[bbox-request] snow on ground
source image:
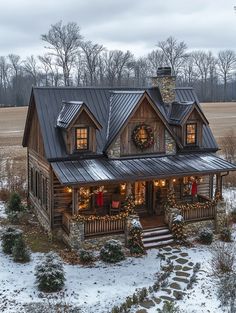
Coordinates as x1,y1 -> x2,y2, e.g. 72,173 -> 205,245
0,201 -> 7,219
0,243 -> 160,313
223,187 -> 236,213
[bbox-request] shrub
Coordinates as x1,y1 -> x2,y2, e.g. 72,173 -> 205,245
35,251 -> 65,292
1,227 -> 23,254
7,192 -> 24,213
220,227 -> 232,242
210,242 -> 235,278
6,192 -> 25,223
198,228 -> 213,244
231,208 -> 236,223
157,301 -> 181,313
100,239 -> 125,263
79,249 -> 94,264
12,237 -> 30,263
218,273 -> 236,311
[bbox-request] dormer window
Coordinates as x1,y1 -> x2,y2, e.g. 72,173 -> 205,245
186,123 -> 197,145
76,127 -> 89,150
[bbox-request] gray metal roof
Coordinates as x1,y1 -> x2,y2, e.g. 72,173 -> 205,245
23,86 -> 218,160
51,153 -> 236,185
175,87 -> 199,103
57,101 -> 83,129
105,91 -> 144,150
169,101 -> 194,124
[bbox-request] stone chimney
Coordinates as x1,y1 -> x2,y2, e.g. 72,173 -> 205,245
151,67 -> 176,103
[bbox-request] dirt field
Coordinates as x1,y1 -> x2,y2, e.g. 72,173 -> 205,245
201,102 -> 236,138
0,102 -> 236,152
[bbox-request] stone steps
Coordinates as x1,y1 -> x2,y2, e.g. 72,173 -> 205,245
142,226 -> 174,249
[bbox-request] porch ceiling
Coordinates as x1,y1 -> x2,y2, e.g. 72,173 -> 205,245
51,153 -> 236,186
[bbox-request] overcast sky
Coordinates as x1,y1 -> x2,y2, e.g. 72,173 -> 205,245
0,0 -> 236,58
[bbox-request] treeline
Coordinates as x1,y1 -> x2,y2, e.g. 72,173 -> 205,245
1,21 -> 236,107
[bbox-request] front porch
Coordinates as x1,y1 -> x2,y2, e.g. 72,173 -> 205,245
61,174 -> 221,240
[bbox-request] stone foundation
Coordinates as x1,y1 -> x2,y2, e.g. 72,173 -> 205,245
184,220 -> 215,236
62,221 -> 85,250
214,200 -> 227,233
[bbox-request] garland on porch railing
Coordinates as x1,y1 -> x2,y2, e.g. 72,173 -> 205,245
72,194 -> 136,223
165,189 -> 221,212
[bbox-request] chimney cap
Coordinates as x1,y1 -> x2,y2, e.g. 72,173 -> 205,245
157,67 -> 172,76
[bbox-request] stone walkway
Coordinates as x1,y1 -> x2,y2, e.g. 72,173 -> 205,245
135,246 -> 198,312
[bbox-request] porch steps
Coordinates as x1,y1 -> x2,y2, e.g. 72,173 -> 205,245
142,226 -> 174,249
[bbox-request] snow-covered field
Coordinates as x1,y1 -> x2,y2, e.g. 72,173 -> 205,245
0,190 -> 236,313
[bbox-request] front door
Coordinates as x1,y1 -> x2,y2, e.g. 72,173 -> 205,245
153,182 -> 167,216
134,181 -> 153,215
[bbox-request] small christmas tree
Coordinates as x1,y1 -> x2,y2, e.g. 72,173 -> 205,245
35,252 -> 65,292
7,192 -> 24,212
12,237 -> 31,263
128,220 -> 145,255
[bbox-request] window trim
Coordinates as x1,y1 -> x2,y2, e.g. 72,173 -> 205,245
75,126 -> 89,151
186,122 -> 197,145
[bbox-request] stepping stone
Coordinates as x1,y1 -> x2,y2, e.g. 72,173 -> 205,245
172,250 -> 181,253
162,288 -> 172,295
176,271 -> 191,277
136,310 -> 148,313
176,258 -> 188,265
180,252 -> 188,257
188,262 -> 194,266
169,255 -> 178,260
174,265 -> 182,271
173,290 -> 186,300
182,266 -> 192,271
162,247 -> 172,251
160,295 -> 175,302
153,297 -> 162,304
169,282 -> 181,290
173,277 -> 189,284
139,300 -> 155,309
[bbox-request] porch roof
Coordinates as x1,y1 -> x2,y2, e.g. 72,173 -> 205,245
51,153 -> 236,186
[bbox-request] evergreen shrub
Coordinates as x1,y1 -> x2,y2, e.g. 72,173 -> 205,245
35,252 -> 65,292
100,239 -> 125,263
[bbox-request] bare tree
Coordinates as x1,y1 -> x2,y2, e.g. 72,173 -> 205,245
217,50 -> 236,101
147,50 -> 166,76
80,41 -> 104,85
23,55 -> 40,86
41,21 -> 82,86
157,36 -> 187,75
219,129 -> 236,163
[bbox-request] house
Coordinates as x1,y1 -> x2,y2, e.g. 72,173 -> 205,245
22,67 -> 236,249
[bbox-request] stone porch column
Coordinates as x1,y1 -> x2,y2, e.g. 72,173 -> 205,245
215,200 -> 227,233
68,220 -> 85,250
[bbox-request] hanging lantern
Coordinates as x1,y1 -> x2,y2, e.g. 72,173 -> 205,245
66,186 -> 72,193
153,180 -> 159,187
161,180 -> 166,187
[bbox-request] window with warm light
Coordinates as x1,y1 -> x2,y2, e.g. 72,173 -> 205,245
76,127 -> 89,150
186,123 -> 197,145
134,181 -> 146,205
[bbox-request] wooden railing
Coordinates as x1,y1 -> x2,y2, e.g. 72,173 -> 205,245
62,212 -> 72,234
181,202 -> 215,222
84,218 -> 126,237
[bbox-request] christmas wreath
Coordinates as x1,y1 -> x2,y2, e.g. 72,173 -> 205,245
132,123 -> 154,150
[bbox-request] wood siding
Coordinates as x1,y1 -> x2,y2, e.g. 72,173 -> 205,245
120,98 -> 166,156
28,149 -> 52,231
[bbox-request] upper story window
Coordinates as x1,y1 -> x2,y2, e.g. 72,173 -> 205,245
76,127 -> 89,150
186,123 -> 197,145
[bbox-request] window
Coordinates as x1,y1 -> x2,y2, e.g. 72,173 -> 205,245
186,123 -> 197,145
76,127 -> 89,150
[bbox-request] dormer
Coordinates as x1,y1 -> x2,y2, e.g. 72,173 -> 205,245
57,101 -> 102,155
169,101 -> 208,149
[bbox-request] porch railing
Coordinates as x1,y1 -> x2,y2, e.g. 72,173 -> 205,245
181,202 -> 215,222
84,218 -> 126,237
